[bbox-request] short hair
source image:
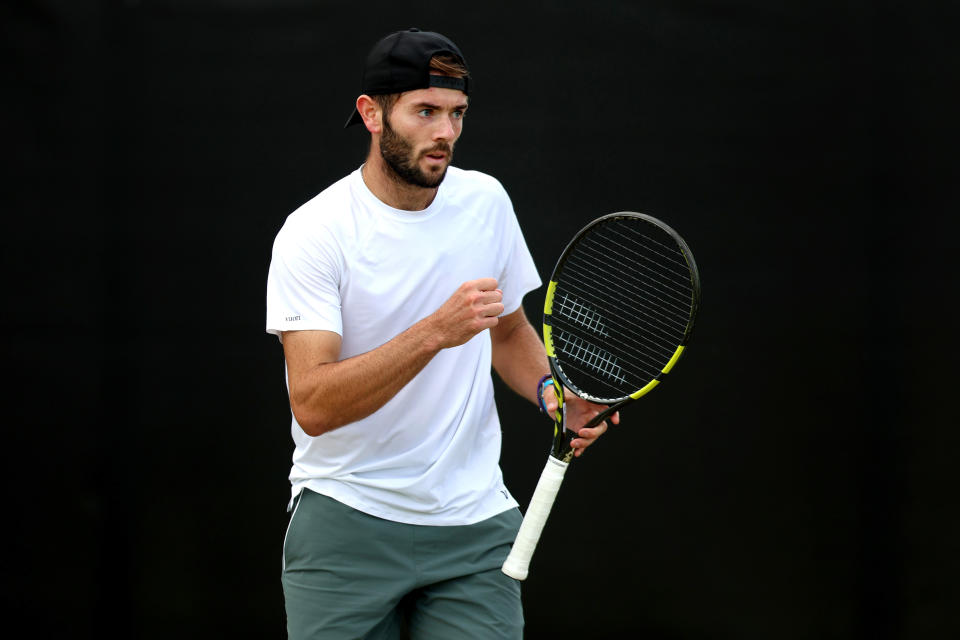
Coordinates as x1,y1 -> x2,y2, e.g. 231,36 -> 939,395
428,54 -> 469,80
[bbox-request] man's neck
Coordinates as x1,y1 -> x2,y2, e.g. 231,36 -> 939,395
361,155 -> 439,212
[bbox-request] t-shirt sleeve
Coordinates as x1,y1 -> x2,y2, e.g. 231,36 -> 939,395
265,218 -> 344,341
495,189 -> 542,315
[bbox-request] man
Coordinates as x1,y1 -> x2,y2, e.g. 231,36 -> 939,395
266,28 -> 617,639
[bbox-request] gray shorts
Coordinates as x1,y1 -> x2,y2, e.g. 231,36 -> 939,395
282,489 -> 524,639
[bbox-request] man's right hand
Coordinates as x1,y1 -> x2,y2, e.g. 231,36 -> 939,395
428,278 -> 504,349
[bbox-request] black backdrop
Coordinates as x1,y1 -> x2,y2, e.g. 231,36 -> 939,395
4,1 -> 958,638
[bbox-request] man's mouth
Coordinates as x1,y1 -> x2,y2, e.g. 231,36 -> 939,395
423,146 -> 451,164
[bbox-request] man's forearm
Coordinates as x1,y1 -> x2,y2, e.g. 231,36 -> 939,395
491,308 -> 550,407
289,319 -> 443,436
288,278 -> 505,436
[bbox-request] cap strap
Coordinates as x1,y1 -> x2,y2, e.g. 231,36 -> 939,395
428,75 -> 467,92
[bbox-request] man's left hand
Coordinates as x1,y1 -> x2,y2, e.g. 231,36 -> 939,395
541,385 -> 620,458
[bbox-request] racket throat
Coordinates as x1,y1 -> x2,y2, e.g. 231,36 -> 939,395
551,416 -> 577,463
552,428 -> 576,463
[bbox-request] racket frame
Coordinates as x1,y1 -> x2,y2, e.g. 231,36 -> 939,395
544,211 -> 700,461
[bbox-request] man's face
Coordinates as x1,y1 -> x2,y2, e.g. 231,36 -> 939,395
378,85 -> 468,189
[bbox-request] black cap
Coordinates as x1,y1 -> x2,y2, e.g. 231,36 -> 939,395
344,28 -> 470,128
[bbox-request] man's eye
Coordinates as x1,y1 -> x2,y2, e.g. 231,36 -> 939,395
419,109 -> 433,117
452,111 -> 464,119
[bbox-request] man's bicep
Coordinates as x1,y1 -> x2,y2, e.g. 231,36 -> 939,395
282,330 -> 343,381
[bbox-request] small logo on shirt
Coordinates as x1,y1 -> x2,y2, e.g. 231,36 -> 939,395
285,315 -> 301,322
500,490 -> 509,500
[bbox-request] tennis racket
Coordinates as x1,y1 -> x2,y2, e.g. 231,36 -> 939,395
501,211 -> 701,581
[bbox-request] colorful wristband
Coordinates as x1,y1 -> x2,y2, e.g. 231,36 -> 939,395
536,374 -> 554,414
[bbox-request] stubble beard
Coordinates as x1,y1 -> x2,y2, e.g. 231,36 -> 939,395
379,115 -> 453,189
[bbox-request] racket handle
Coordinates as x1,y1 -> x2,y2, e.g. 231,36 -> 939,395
502,456 -> 569,580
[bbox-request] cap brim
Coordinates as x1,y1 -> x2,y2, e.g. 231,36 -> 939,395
344,108 -> 363,128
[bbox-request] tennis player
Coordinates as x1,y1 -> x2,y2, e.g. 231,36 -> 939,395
266,28 -> 617,639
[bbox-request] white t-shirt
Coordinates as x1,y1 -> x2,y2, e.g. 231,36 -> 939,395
266,166 -> 541,525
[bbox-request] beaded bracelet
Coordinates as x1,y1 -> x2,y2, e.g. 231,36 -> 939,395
536,374 -> 554,414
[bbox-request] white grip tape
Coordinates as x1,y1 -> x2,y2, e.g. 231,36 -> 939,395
501,456 -> 569,580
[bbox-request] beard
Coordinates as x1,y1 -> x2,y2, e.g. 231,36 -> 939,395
379,115 -> 453,189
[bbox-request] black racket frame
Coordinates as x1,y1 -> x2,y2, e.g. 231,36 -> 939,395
543,211 -> 701,461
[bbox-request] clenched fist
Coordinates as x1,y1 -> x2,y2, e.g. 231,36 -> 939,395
428,278 -> 504,349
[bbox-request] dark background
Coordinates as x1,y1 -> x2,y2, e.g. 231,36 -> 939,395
4,0 -> 957,638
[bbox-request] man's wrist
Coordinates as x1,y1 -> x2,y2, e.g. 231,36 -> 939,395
536,374 -> 554,413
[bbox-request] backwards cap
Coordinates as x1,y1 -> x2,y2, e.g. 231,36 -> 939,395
345,28 -> 470,128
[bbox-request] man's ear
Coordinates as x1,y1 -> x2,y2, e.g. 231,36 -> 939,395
356,95 -> 382,134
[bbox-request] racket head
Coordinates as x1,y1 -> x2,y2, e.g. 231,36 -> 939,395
543,212 -> 700,405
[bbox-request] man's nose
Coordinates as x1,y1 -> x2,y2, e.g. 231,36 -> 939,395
433,116 -> 456,141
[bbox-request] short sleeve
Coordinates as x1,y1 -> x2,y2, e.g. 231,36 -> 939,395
266,218 -> 344,341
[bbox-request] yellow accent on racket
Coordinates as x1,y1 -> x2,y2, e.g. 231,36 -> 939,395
662,345 -> 685,374
629,379 -> 660,400
543,325 -> 555,357
544,280 -> 558,314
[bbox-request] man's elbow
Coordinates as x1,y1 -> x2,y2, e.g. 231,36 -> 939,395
290,403 -> 338,437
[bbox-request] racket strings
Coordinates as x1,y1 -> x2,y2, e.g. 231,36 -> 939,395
552,284 -> 680,367
550,301 -> 672,395
552,329 -> 629,385
572,247 -> 692,321
549,218 -> 696,400
548,290 -> 667,384
554,352 -> 639,401
550,294 -> 611,337
552,328 -> 659,392
562,253 -> 691,336
575,236 -> 694,318
604,223 -> 692,279
560,238 -> 694,349
572,220 -> 695,315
